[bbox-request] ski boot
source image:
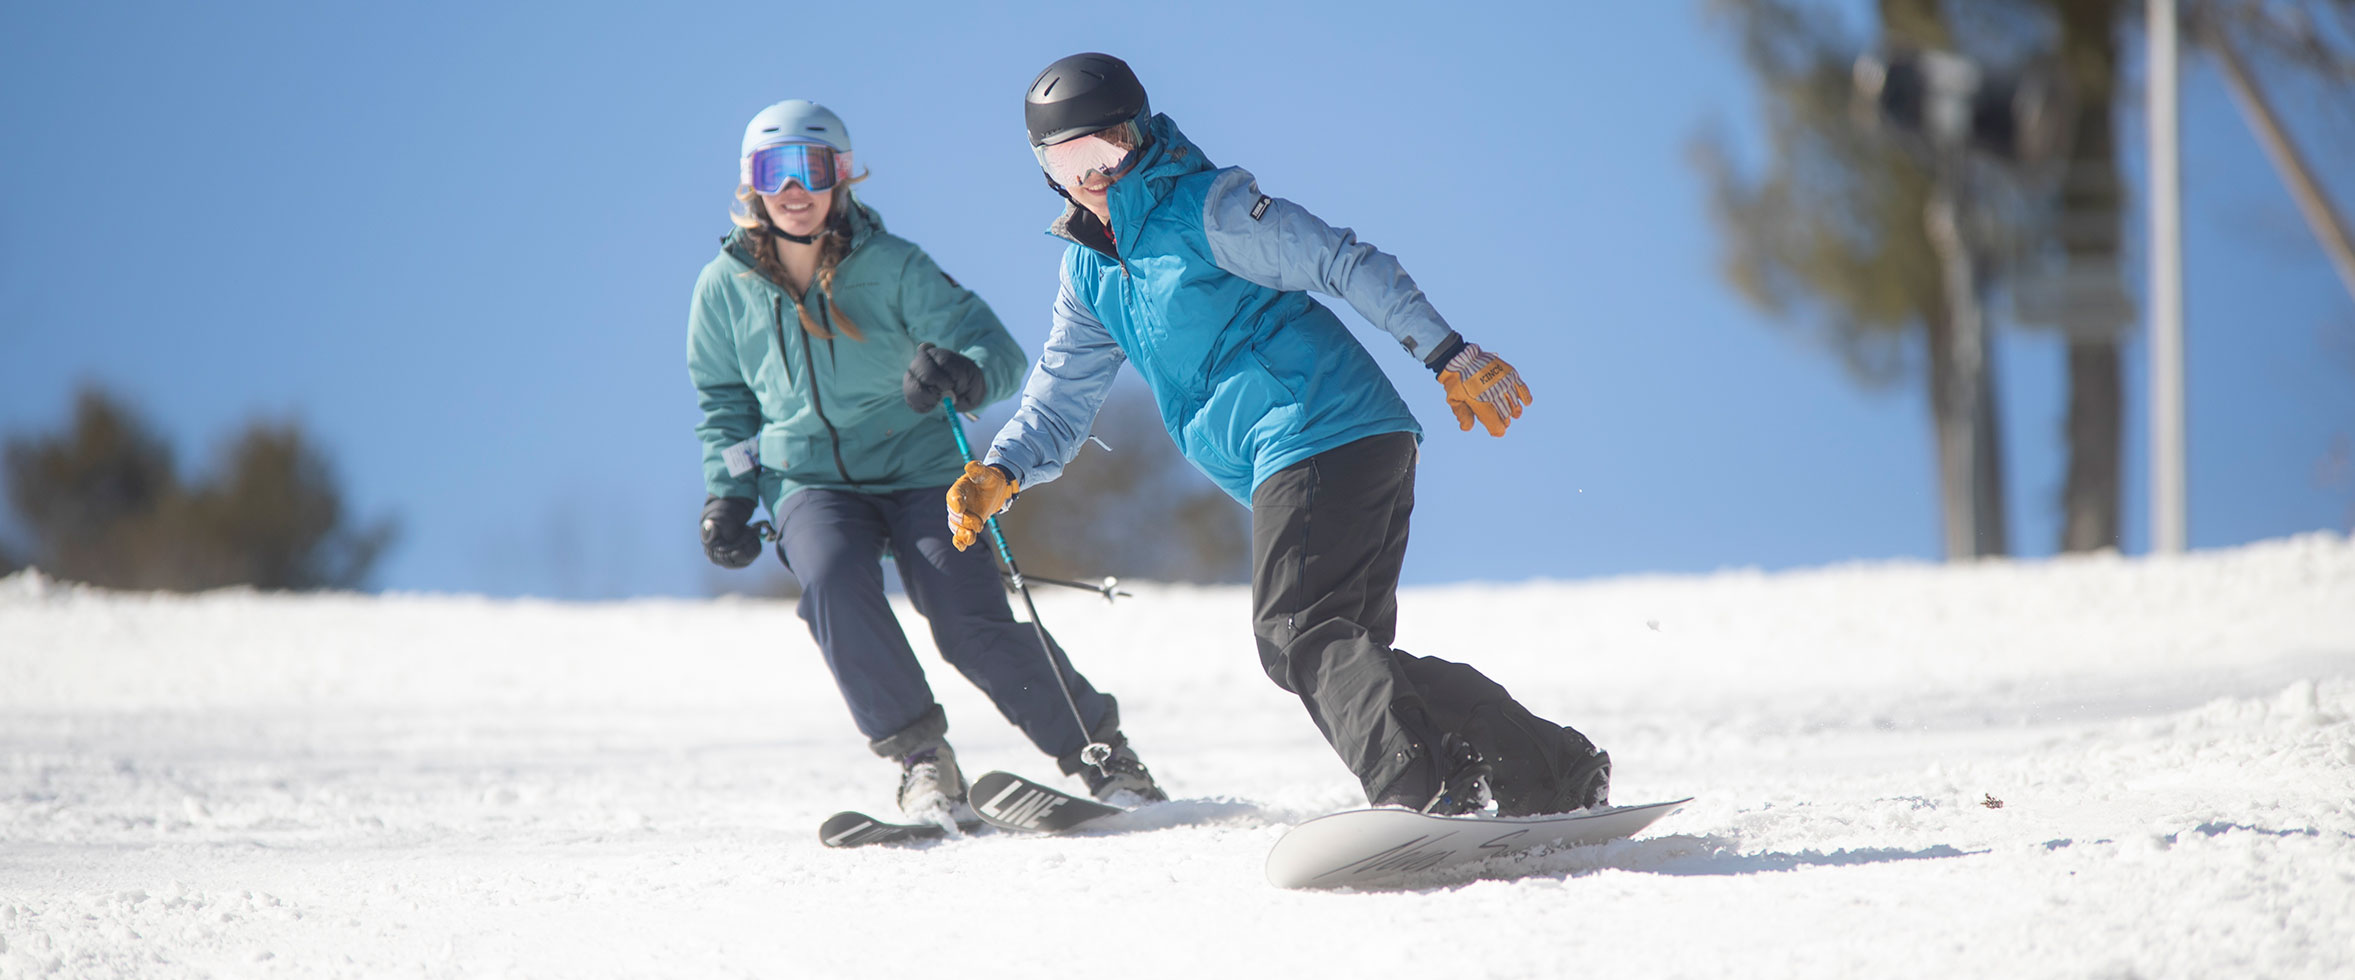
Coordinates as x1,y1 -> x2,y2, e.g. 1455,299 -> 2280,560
1059,731 -> 1167,806
893,737 -> 971,827
1057,698 -> 1168,806
1077,736 -> 1167,805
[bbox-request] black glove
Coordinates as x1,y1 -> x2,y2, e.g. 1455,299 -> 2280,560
699,495 -> 763,569
902,342 -> 986,413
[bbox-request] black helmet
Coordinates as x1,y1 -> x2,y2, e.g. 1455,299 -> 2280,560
1025,53 -> 1149,146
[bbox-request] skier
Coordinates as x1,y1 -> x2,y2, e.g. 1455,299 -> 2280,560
687,99 -> 1167,823
948,55 -> 1610,816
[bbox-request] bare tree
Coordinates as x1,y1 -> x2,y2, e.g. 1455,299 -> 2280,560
2031,0 -> 2134,552
1699,0 -> 2013,558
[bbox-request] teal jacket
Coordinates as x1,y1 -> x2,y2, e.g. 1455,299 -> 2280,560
687,201 -> 1025,511
984,114 -> 1459,505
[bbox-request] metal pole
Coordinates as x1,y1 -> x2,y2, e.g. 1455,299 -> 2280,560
2203,17 -> 2355,307
2149,0 -> 2187,554
1003,571 -> 1131,602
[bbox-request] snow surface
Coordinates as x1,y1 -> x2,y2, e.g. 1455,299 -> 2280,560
3,534 -> 2352,979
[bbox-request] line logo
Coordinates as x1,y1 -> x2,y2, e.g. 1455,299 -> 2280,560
978,781 -> 1067,829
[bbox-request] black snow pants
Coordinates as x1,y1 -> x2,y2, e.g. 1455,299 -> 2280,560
774,485 -> 1114,767
1249,431 -> 1600,808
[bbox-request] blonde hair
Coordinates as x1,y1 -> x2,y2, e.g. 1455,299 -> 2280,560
731,174 -> 872,341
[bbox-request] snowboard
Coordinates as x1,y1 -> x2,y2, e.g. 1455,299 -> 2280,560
1265,797 -> 1692,889
817,810 -> 984,848
968,770 -> 1124,834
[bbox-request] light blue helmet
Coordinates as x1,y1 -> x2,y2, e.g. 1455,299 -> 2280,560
742,99 -> 851,157
740,99 -> 856,194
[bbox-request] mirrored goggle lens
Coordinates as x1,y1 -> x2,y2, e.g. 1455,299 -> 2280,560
749,143 -> 839,194
1033,132 -> 1132,189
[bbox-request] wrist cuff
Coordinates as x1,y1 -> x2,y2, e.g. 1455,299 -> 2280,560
1424,334 -> 1468,375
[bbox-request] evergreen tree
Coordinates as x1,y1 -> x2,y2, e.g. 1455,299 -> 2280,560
2,386 -> 396,591
3,387 -> 185,588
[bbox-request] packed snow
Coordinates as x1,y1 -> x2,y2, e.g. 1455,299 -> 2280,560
3,534 -> 2352,979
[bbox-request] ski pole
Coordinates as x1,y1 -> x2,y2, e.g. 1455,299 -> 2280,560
1001,571 -> 1130,603
943,403 -> 1113,773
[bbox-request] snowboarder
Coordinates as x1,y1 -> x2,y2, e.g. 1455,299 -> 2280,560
688,99 -> 1166,823
949,55 -> 1610,816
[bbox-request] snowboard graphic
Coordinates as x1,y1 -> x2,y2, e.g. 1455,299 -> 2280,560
1265,797 -> 1691,889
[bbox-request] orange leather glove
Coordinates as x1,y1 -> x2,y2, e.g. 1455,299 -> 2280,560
945,461 -> 1018,551
1437,342 -> 1532,437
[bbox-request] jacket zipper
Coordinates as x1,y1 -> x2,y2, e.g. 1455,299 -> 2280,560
1109,214 -> 1131,278
800,292 -> 862,487
767,293 -> 862,488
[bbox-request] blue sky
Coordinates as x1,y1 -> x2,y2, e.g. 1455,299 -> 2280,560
3,0 -> 2350,598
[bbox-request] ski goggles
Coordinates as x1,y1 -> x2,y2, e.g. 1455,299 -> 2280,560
1033,122 -> 1141,190
742,142 -> 851,195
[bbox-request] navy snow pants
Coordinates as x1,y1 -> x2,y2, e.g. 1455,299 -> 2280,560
774,485 -> 1114,763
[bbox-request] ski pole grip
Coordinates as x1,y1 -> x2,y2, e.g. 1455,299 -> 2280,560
942,401 -> 1019,569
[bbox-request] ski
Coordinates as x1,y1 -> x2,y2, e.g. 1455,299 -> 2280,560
817,810 -> 984,848
1265,797 -> 1692,889
967,770 -> 1124,834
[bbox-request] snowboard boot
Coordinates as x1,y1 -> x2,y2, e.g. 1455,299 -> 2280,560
1558,749 -> 1612,811
1372,733 -> 1492,816
1446,695 -> 1612,817
1490,736 -> 1611,817
894,738 -> 969,825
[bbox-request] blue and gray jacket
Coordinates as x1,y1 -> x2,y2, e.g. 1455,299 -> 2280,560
985,113 -> 1465,506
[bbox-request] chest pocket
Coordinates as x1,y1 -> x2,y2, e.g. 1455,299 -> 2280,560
746,294 -> 804,402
